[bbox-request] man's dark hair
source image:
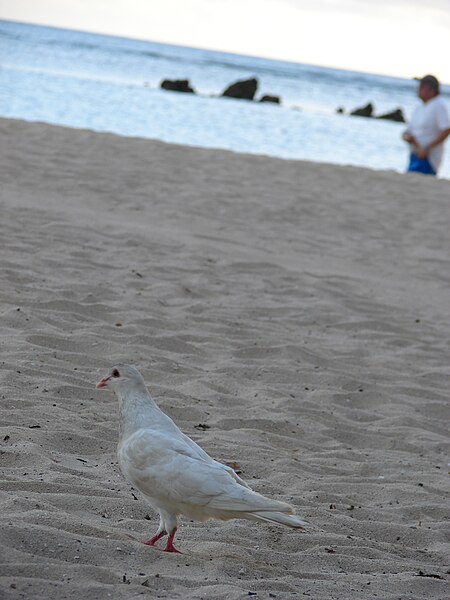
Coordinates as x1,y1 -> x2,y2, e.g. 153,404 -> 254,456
420,74 -> 440,94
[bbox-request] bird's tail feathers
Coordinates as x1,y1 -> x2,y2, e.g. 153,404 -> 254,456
248,510 -> 308,529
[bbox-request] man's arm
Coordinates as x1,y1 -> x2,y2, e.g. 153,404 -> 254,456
402,131 -> 416,144
414,128 -> 450,160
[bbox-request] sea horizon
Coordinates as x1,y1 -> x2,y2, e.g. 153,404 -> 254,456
5,18 -> 450,87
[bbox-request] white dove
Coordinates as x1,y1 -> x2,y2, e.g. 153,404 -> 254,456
96,364 -> 307,552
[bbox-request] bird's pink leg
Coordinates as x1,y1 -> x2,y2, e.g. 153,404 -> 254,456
163,528 -> 181,553
143,530 -> 167,546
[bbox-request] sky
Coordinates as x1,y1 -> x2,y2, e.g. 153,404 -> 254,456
1,0 -> 450,83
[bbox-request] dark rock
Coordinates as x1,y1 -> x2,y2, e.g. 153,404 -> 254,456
194,423 -> 210,431
376,108 -> 405,122
336,106 -> 345,114
259,95 -> 281,104
160,79 -> 195,93
222,78 -> 258,100
350,102 -> 374,117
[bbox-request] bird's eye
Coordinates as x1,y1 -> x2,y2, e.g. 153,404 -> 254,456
112,368 -> 120,378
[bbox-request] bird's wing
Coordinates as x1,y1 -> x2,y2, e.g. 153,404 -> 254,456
119,429 -> 289,514
178,430 -> 215,462
178,432 -> 251,489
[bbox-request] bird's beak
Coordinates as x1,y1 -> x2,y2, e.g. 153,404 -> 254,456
96,376 -> 110,389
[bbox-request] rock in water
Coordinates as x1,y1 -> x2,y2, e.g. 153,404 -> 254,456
350,102 -> 374,117
376,108 -> 405,122
259,95 -> 281,104
160,79 -> 195,93
222,78 -> 258,100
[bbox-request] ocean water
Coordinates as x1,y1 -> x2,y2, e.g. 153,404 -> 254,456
2,20 -> 450,178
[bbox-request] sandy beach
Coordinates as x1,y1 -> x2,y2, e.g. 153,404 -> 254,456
0,117 -> 449,599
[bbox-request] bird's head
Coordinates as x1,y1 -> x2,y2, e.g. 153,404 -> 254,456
96,364 -> 146,396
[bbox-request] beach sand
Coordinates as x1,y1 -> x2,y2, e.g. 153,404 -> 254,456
0,117 -> 448,599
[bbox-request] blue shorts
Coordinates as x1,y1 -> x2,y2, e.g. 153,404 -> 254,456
407,153 -> 436,175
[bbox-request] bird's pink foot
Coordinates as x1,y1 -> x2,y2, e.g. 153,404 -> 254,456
163,529 -> 181,553
143,530 -> 167,546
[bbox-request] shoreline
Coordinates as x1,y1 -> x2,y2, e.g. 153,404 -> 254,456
1,115 -> 411,177
7,114 -> 450,181
1,117 -> 449,599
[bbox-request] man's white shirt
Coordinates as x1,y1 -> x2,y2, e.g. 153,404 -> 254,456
408,96 -> 450,172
